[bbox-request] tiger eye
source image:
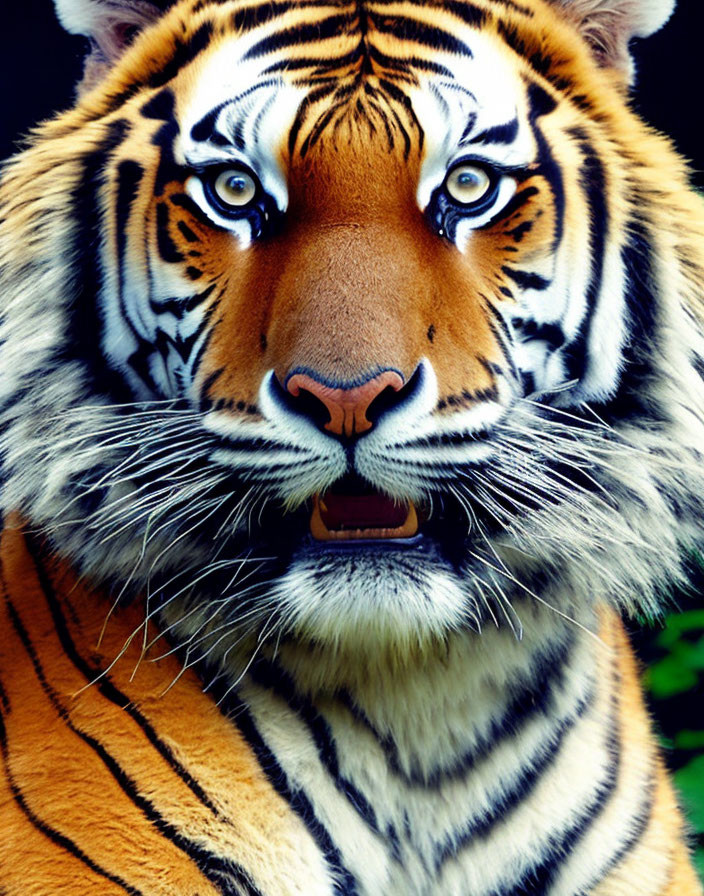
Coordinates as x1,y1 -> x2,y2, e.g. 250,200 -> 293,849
446,164 -> 492,206
213,169 -> 257,208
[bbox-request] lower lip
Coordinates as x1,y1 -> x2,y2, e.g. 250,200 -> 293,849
305,532 -> 426,551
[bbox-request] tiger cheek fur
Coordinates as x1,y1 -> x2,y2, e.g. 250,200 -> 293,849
1,0 -> 703,894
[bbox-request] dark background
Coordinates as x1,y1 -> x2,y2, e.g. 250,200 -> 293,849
1,0 -> 703,878
1,0 -> 703,186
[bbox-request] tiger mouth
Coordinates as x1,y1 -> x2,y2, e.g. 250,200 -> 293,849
310,487 -> 420,541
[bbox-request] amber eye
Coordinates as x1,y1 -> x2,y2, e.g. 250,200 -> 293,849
445,163 -> 495,207
209,168 -> 258,210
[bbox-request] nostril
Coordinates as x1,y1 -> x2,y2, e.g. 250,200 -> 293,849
365,367 -> 423,427
288,383 -> 334,431
271,375 -> 333,430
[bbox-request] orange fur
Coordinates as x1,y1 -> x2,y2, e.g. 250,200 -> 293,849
0,522 -> 329,894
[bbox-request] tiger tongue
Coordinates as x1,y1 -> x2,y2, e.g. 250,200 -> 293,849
321,492 -> 409,530
310,491 -> 419,540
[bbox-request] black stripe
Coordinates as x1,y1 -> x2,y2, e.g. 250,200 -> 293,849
288,82 -> 337,156
377,78 -> 424,155
177,220 -> 200,243
469,118 -> 519,146
484,302 -> 518,379
151,110 -> 180,198
498,185 -> 539,222
0,691 -> 142,894
199,366 -> 226,408
148,23 -> 214,91
200,667 -> 359,895
150,282 -> 218,317
190,79 -> 281,146
63,119 -> 136,403
362,81 -> 412,156
114,159 -> 162,394
367,45 -> 455,77
22,537 -> 225,819
156,202 -> 185,263
19,538 -> 265,896
580,773 -> 656,889
232,0 -> 297,32
501,265 -> 551,291
249,659 -> 386,839
170,190 -> 218,227
526,81 -> 563,254
504,218 -> 533,241
262,44 -> 364,75
193,0 -> 335,15
620,221 -> 658,349
595,218 -> 659,421
498,20 -> 567,88
140,88 -> 176,122
339,631 -> 576,788
299,84 -> 358,156
188,312 -> 217,377
513,317 -> 565,350
493,661 -> 624,895
439,0 -> 487,28
562,128 -> 608,383
368,11 -> 474,57
116,160 -> 144,265
434,685 -> 594,871
490,0 -> 534,14
0,574 -> 143,894
244,14 -> 357,59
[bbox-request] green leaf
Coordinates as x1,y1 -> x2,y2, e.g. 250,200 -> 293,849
675,731 -> 704,751
675,755 -> 704,833
694,846 -> 704,884
645,655 -> 700,698
656,611 -> 704,649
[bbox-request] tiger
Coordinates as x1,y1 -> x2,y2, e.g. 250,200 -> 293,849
1,0 -> 703,892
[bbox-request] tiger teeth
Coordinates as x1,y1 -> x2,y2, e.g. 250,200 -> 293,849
310,494 -> 419,541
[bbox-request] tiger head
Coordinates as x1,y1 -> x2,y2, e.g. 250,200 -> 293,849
2,0 -> 704,666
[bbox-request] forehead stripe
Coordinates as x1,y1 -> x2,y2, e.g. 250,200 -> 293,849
262,45 -> 367,75
366,12 -> 474,57
367,46 -> 455,78
243,13 -> 358,59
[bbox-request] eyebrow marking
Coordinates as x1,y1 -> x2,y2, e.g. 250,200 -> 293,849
464,117 -> 519,146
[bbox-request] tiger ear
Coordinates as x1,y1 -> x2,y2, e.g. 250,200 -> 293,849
53,0 -> 165,92
553,0 -> 675,79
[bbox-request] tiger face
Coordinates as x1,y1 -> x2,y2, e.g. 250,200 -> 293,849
2,0 -> 703,663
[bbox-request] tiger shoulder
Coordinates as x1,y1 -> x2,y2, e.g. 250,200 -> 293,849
0,0 -> 703,893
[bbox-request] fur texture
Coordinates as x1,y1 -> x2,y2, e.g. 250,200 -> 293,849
0,0 -> 703,892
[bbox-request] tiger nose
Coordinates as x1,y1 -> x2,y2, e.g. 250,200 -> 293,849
285,370 -> 405,438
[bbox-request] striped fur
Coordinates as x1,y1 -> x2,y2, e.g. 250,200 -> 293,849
1,0 -> 704,892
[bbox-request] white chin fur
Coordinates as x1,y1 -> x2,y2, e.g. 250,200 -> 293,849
271,554 -> 472,654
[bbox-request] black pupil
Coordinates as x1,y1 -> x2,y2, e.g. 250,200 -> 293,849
228,176 -> 248,195
460,172 -> 480,187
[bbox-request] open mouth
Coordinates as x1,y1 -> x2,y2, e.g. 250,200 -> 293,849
310,481 -> 419,541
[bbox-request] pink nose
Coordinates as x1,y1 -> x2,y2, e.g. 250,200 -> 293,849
286,370 -> 405,438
